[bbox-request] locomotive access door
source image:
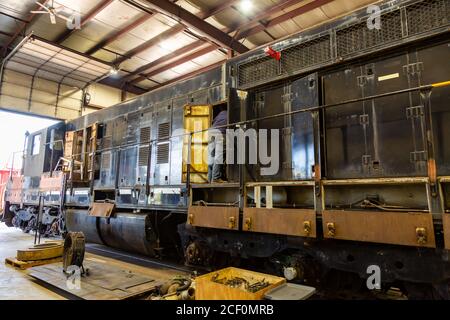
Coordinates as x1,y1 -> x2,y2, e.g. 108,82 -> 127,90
182,105 -> 212,184
323,52 -> 428,179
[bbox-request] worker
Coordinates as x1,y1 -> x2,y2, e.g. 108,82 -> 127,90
208,106 -> 227,183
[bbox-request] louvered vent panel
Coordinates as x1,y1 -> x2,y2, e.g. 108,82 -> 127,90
157,143 -> 170,164
158,122 -> 170,140
140,127 -> 151,143
101,152 -> 111,170
138,146 -> 150,166
102,137 -> 112,150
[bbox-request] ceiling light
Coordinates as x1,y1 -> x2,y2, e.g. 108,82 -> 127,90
240,0 -> 253,13
109,66 -> 119,75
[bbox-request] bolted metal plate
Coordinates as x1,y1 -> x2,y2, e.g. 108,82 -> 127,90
322,210 -> 436,248
243,208 -> 316,238
187,206 -> 239,230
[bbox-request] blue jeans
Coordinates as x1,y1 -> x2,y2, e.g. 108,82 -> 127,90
207,135 -> 225,182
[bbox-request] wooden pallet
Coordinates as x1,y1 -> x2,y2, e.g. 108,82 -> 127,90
5,256 -> 62,270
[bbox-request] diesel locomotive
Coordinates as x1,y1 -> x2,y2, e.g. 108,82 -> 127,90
2,0 -> 450,298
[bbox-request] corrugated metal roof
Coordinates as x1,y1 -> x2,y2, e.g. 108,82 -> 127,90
0,0 -> 381,93
4,36 -> 112,88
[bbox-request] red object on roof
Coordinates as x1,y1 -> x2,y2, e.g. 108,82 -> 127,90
264,46 -> 281,61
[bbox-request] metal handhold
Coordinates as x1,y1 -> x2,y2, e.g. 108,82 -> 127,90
303,221 -> 311,236
244,217 -> 252,231
327,222 -> 336,237
228,216 -> 236,229
416,227 -> 427,245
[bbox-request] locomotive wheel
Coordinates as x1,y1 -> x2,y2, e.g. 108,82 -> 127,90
23,217 -> 36,233
63,232 -> 86,272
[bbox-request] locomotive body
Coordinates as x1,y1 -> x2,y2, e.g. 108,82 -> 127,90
3,0 -> 450,298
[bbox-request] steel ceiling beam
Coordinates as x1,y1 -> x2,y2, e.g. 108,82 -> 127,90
85,0 -> 182,56
123,39 -> 203,80
199,0 -> 241,19
126,0 -> 307,83
1,0 -> 50,57
99,76 -> 146,94
142,0 -> 249,53
139,0 -> 333,90
130,45 -> 219,84
149,60 -> 225,91
114,25 -> 185,65
85,13 -> 152,55
56,0 -> 115,43
118,0 -> 241,76
236,0 -> 335,39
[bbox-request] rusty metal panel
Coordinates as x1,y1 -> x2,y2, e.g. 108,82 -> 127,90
243,208 -> 316,238
89,202 -> 115,218
187,206 -> 239,230
64,131 -> 75,159
5,176 -> 24,204
444,214 -> 450,250
39,172 -> 64,192
322,210 -> 436,248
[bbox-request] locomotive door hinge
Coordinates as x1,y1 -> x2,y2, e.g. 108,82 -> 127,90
281,92 -> 293,103
360,114 -> 369,126
362,154 -> 372,166
406,105 -> 424,119
357,75 -> 368,87
254,99 -> 265,114
410,150 -> 427,163
403,62 -> 424,77
282,127 -> 292,136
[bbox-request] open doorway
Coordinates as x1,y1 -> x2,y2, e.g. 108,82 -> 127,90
0,110 -> 59,172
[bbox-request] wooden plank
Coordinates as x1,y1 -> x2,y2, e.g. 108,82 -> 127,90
29,259 -> 160,300
5,256 -> 62,270
243,208 -> 316,238
443,214 -> 450,250
89,202 -> 115,218
17,244 -> 63,261
188,206 -> 239,230
196,267 -> 285,300
322,210 -> 436,248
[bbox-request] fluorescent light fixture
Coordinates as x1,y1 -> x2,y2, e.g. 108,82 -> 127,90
240,0 -> 253,13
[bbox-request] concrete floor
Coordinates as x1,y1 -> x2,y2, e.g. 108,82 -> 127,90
0,224 -> 186,300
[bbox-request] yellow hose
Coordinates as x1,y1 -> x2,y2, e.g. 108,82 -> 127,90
432,81 -> 450,88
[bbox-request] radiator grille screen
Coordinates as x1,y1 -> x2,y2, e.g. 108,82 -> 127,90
282,35 -> 331,72
406,0 -> 449,35
238,56 -> 279,87
236,0 -> 449,89
336,10 -> 402,57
